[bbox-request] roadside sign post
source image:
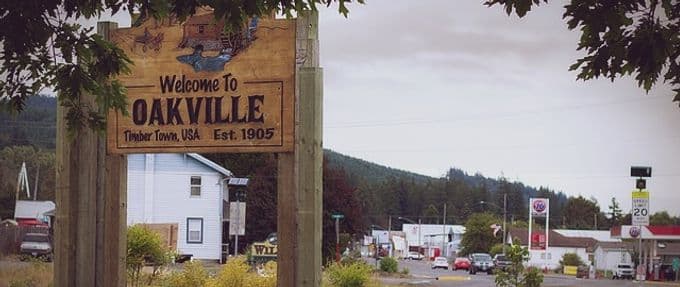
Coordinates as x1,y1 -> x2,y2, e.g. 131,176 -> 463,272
331,213 -> 344,263
632,190 -> 650,226
672,258 -> 679,281
631,166 -> 652,286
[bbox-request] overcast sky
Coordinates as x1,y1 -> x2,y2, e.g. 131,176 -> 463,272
85,1 -> 680,216
317,1 -> 680,216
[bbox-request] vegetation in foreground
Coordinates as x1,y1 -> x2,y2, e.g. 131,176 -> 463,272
494,243 -> 543,287
0,259 -> 53,287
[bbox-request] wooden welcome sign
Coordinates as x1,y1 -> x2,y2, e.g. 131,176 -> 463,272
107,9 -> 295,153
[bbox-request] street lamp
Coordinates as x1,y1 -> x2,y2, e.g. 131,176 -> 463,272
479,195 -> 507,255
397,216 -> 422,249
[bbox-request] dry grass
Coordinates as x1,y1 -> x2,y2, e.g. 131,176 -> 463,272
0,258 -> 53,287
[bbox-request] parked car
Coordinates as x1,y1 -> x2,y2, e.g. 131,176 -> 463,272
493,254 -> 512,271
613,263 -> 634,280
452,257 -> 471,271
469,253 -> 494,275
431,256 -> 449,269
20,233 -> 52,261
405,251 -> 424,260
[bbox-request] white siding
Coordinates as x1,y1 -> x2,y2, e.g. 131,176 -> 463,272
594,247 -> 632,272
526,247 -> 589,269
127,153 -> 225,260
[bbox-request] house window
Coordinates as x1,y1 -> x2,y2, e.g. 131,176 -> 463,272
187,218 -> 203,244
198,25 -> 205,34
190,176 -> 201,196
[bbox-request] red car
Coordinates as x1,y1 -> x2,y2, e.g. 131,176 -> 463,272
452,257 -> 471,271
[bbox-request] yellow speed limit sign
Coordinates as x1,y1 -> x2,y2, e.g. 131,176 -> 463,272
631,190 -> 650,226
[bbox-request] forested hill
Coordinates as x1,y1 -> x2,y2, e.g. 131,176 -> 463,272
324,149 -> 433,186
0,95 -> 57,149
323,148 -> 569,226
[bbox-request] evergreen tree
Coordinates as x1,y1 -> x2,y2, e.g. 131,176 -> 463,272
608,197 -> 623,227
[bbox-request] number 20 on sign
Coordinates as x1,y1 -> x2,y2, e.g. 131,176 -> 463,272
631,190 -> 650,226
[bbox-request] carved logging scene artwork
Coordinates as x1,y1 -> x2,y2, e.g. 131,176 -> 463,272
108,8 -> 295,154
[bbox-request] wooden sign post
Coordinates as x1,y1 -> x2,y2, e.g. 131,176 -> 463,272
278,11 -> 322,286
54,10 -> 322,287
55,22 -> 127,287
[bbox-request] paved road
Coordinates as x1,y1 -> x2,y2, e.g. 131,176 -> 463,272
370,258 -> 680,287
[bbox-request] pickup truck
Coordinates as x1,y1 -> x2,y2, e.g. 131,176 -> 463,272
20,233 -> 52,262
493,254 -> 512,271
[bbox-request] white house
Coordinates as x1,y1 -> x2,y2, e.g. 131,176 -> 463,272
507,227 -> 595,270
402,224 -> 466,258
127,153 -> 232,261
593,242 -> 633,272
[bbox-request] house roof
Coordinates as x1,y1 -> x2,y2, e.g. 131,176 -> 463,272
554,229 -> 620,242
187,153 -> 232,177
508,227 -> 598,251
14,200 -> 55,219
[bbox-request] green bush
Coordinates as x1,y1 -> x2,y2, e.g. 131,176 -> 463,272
205,256 -> 277,287
559,253 -> 583,268
127,225 -> 173,287
379,257 -> 398,273
326,262 -> 372,287
523,267 -> 543,287
489,243 -> 505,256
160,261 -> 209,287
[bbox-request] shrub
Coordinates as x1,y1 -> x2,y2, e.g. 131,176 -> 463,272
127,225 -> 173,287
400,267 -> 410,275
206,256 -> 276,287
161,261 -> 209,287
326,262 -> 372,287
489,243 -> 505,256
523,267 -> 543,287
559,253 -> 583,268
379,257 -> 398,273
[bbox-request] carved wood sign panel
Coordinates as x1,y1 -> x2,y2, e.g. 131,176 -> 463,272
107,10 -> 295,154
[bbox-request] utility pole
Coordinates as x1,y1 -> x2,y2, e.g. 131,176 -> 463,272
388,216 -> 392,257
335,217 -> 340,262
235,195 -> 240,255
442,203 -> 446,256
503,193 -> 507,254
418,218 -> 422,249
